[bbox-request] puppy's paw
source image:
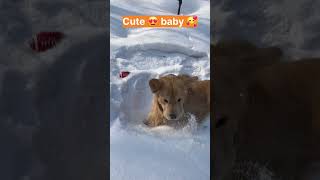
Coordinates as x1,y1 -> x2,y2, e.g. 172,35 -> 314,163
143,119 -> 153,127
143,118 -> 164,127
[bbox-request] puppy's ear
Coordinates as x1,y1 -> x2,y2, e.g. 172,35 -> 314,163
149,79 -> 162,93
179,75 -> 198,83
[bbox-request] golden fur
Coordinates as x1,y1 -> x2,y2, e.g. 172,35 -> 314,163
238,58 -> 320,179
145,74 -> 210,128
212,40 -> 284,180
212,40 -> 320,180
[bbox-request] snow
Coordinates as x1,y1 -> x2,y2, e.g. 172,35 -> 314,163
110,0 -> 210,179
212,0 -> 320,59
0,0 -> 107,72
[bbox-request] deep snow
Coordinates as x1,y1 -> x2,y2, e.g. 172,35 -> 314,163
212,0 -> 320,59
110,0 -> 210,179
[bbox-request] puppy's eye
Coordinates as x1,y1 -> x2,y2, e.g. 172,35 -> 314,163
177,98 -> 181,102
164,99 -> 168,103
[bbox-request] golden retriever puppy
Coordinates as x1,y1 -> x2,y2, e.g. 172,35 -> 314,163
145,74 -> 210,128
212,40 -> 283,180
238,58 -> 320,179
212,40 -> 320,179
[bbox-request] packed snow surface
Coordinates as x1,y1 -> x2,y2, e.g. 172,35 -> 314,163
110,0 -> 210,179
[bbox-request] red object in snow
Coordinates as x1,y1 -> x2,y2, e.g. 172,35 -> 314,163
119,71 -> 130,78
29,31 -> 64,52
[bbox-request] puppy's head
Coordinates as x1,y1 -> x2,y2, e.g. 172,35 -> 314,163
149,75 -> 193,121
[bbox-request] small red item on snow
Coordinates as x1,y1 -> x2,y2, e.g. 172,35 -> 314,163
29,31 -> 64,52
119,71 -> 130,78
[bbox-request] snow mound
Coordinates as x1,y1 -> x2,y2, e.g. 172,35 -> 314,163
111,0 -> 202,16
110,116 -> 210,180
212,0 -> 320,58
110,0 -> 210,179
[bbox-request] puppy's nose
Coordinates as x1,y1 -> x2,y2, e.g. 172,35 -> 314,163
169,114 -> 176,119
